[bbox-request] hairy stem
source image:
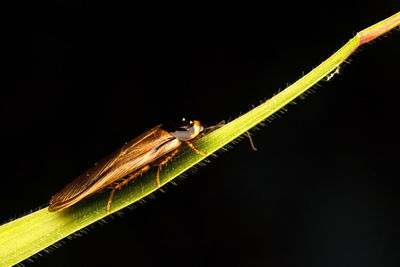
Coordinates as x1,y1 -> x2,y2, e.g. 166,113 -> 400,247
0,11 -> 399,267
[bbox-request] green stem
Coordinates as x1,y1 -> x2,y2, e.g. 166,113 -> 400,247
1,11 -> 399,267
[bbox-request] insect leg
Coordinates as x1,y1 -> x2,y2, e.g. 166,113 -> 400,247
106,165 -> 150,213
156,149 -> 180,187
245,132 -> 257,151
185,141 -> 208,156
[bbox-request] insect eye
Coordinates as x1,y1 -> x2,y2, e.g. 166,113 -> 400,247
162,119 -> 204,141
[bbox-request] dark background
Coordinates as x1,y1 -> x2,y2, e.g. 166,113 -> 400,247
3,2 -> 400,266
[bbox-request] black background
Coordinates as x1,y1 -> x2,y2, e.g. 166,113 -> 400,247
3,2 -> 400,267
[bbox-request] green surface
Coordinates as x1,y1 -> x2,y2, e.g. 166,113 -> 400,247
1,12 -> 398,266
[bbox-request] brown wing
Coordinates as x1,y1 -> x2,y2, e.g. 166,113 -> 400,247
49,125 -> 175,211
48,148 -> 123,211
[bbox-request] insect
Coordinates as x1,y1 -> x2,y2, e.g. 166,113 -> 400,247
49,119 -> 222,213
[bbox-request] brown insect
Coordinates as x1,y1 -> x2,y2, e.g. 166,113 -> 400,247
49,119 -> 222,213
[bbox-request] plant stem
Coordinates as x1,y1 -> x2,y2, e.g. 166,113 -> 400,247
0,11 -> 399,267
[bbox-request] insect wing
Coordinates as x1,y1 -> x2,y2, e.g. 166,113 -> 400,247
49,125 -> 171,211
48,148 -> 123,211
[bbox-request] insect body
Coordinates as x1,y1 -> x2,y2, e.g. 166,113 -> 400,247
49,119 -> 211,213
